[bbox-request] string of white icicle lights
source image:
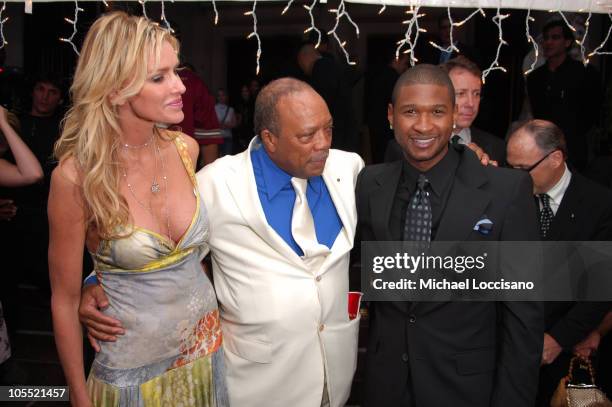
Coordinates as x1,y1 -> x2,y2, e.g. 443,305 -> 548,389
160,0 -> 173,32
1,0 -> 609,78
245,0 -> 262,75
589,12 -> 612,56
454,7 -> 486,27
138,0 -> 148,19
577,8 -> 593,65
524,8 -> 539,75
396,5 -> 426,67
212,0 -> 219,25
429,7 -> 485,55
328,0 -> 359,65
304,0 -> 322,49
551,0 -> 578,35
378,0 -> 386,15
430,7 -> 458,55
281,0 -> 295,15
59,0 -> 83,55
0,2 -> 8,50
482,5 -> 509,83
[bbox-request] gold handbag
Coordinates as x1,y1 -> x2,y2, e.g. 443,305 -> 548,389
551,356 -> 611,407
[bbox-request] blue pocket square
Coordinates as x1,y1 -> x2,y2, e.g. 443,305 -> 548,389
473,218 -> 493,235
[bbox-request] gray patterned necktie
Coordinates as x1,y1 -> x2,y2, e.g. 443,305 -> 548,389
539,193 -> 554,239
403,174 -> 432,243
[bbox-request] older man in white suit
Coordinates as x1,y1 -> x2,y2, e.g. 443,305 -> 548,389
79,78 -> 364,407
197,78 -> 363,406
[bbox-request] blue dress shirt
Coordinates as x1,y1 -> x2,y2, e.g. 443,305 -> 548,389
251,144 -> 342,256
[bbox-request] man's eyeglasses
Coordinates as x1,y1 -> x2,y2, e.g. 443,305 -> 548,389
511,149 -> 559,172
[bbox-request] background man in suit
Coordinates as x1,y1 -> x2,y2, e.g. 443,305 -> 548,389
506,119 -> 611,406
442,56 -> 505,164
385,57 -> 505,164
525,20 -> 601,171
357,64 -> 543,407
79,78 -> 364,407
297,43 -> 359,154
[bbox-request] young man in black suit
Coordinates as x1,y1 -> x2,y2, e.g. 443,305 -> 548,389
385,57 -> 505,164
507,119 -> 612,406
357,64 -> 543,407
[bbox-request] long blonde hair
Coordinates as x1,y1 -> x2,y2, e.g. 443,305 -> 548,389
54,11 -> 178,239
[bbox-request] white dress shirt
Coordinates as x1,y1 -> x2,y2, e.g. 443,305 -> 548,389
454,127 -> 472,145
539,164 -> 572,215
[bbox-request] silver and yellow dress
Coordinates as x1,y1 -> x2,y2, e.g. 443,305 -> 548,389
86,135 -> 228,406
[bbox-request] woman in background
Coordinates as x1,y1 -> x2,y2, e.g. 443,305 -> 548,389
0,106 -> 43,187
0,104 -> 43,378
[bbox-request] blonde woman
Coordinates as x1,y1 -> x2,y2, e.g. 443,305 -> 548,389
49,12 -> 227,406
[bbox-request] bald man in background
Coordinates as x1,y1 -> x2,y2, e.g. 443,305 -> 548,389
507,119 -> 611,407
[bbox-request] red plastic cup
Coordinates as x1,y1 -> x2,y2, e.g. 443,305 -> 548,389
348,291 -> 363,320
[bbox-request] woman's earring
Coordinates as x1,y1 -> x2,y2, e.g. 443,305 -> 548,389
389,123 -> 393,130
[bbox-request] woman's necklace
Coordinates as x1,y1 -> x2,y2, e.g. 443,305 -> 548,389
121,133 -> 155,149
156,137 -> 172,241
121,135 -> 173,242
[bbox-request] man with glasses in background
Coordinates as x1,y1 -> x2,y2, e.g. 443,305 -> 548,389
507,119 -> 612,406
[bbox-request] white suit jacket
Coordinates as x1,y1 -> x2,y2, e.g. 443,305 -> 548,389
196,138 -> 364,407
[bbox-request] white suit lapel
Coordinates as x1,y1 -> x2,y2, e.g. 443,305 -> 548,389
225,139 -> 307,269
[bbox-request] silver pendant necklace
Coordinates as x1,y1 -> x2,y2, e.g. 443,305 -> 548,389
121,135 -> 172,242
150,141 -> 161,194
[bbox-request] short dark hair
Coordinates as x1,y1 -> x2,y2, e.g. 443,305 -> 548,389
515,119 -> 567,157
543,20 -> 575,42
33,73 -> 64,93
391,64 -> 455,106
441,56 -> 481,80
253,78 -> 312,136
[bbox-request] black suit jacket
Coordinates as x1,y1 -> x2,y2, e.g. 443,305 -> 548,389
357,147 -> 543,407
536,172 -> 612,406
543,173 -> 612,348
471,127 -> 506,165
383,127 -> 505,164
